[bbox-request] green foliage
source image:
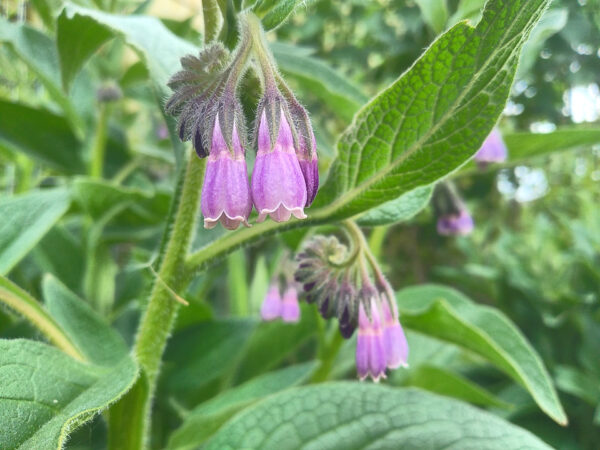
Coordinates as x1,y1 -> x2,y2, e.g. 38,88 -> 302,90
205,383 -> 552,449
0,339 -> 137,450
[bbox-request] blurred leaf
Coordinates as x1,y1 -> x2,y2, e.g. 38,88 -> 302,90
504,128 -> 600,163
0,188 -> 71,275
396,284 -> 568,425
356,185 -> 432,226
0,100 -> 84,172
272,42 -> 367,122
0,339 -> 137,449
407,364 -> 512,409
205,383 -> 551,449
415,0 -> 448,34
518,8 -> 568,78
253,0 -> 317,30
554,365 -> 600,406
313,0 -> 550,221
234,305 -> 317,382
165,320 -> 257,397
58,4 -> 197,97
0,18 -> 84,133
168,362 -> 317,450
448,0 -> 485,27
43,274 -> 127,367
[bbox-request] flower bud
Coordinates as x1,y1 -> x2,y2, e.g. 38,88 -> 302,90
433,182 -> 474,236
251,107 -> 307,223
201,118 -> 252,230
288,102 -> 319,206
281,286 -> 300,323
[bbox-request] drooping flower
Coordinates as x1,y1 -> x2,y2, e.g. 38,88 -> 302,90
251,108 -> 307,223
437,209 -> 474,236
433,182 -> 474,237
474,128 -> 507,166
260,284 -> 283,321
288,102 -> 319,206
281,286 -> 300,323
201,118 -> 252,230
356,297 -> 387,382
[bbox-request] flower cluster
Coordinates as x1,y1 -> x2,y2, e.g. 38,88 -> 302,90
433,181 -> 474,236
295,235 -> 408,381
165,20 -> 318,231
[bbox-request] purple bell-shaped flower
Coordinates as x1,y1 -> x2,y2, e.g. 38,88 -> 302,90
381,299 -> 409,369
201,118 -> 252,230
437,209 -> 474,236
356,297 -> 387,382
251,109 -> 307,223
474,128 -> 508,166
281,286 -> 300,323
260,284 -> 283,321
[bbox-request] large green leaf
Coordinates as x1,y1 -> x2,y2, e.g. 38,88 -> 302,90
396,284 -> 567,425
0,188 -> 71,275
205,383 -> 551,449
42,275 -> 128,367
0,101 -> 84,173
0,339 -> 137,449
271,42 -> 367,122
504,128 -> 600,163
58,4 -> 196,98
168,362 -> 317,450
313,0 -> 551,221
0,18 -> 83,133
356,185 -> 433,226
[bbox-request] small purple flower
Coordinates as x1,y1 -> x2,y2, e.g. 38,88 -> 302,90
201,118 -> 252,230
251,109 -> 307,223
356,299 -> 387,382
297,130 -> 319,207
281,286 -> 300,323
474,128 -> 508,166
381,299 -> 409,369
437,208 -> 474,236
260,284 -> 282,321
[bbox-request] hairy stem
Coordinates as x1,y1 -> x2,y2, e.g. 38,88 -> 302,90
203,0 -> 222,42
109,152 -> 205,449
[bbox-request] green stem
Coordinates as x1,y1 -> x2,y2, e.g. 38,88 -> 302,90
109,152 -> 205,449
368,226 -> 388,260
90,103 -> 110,178
311,331 -> 344,382
203,0 -> 222,42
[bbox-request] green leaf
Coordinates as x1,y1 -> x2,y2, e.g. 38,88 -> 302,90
396,284 -> 567,425
356,185 -> 433,226
554,365 -> 600,406
313,0 -> 551,221
448,0 -> 485,27
253,0 -> 316,30
205,383 -> 552,449
0,100 -> 84,173
43,275 -> 128,367
271,42 -> 368,122
0,18 -> 84,134
504,128 -> 600,163
234,306 -> 317,382
168,362 -> 317,450
0,339 -> 137,449
58,4 -> 196,98
407,364 -> 512,409
0,188 -> 71,275
415,0 -> 449,34
165,320 -> 257,399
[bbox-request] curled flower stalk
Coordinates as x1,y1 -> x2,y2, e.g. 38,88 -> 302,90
295,222 -> 409,381
166,12 -> 318,230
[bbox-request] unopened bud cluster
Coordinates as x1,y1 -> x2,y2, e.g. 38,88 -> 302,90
166,15 -> 318,230
295,235 -> 408,381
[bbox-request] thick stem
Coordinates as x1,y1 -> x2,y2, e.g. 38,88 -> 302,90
110,152 -> 205,449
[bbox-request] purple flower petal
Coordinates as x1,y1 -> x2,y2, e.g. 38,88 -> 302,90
281,287 -> 300,323
260,284 -> 282,321
437,209 -> 474,236
474,128 -> 508,165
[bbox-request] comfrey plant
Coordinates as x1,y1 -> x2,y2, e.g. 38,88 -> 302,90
0,0 -> 570,448
166,13 -> 317,229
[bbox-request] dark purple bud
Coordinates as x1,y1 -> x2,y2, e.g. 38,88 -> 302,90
201,118 -> 252,230
474,128 -> 507,166
251,109 -> 307,223
193,126 -> 208,158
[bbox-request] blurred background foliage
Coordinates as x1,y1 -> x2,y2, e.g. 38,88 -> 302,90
0,0 -> 599,449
